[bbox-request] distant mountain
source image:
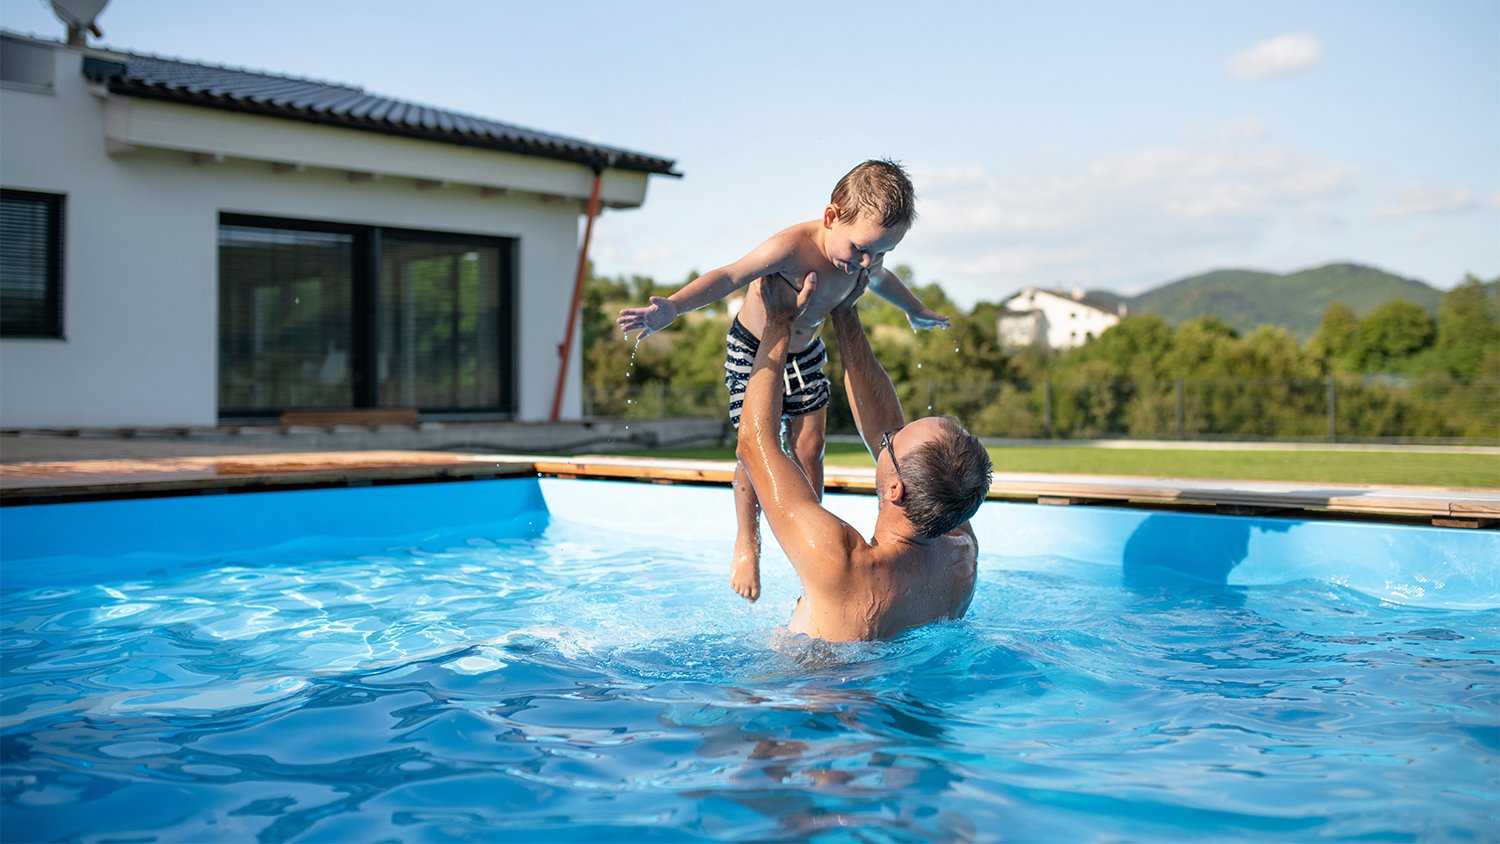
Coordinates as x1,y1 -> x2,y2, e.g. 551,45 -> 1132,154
1114,263 -> 1442,339
1080,289 -> 1128,313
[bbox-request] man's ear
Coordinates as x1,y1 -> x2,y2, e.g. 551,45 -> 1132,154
822,204 -> 839,228
884,473 -> 905,507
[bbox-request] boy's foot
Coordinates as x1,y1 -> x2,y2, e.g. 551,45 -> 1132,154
730,541 -> 761,603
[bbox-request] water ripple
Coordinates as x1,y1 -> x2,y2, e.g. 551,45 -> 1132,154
1,520 -> 1495,841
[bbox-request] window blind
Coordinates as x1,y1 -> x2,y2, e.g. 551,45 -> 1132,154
0,190 -> 63,338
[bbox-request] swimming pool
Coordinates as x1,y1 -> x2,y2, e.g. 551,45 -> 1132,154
2,477 -> 1496,840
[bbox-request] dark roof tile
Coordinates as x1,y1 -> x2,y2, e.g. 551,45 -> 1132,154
86,49 -> 678,176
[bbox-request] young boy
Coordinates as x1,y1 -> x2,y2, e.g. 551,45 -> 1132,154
616,159 -> 949,602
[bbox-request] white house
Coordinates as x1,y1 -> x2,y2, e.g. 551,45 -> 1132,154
997,286 -> 1126,350
0,30 -> 677,429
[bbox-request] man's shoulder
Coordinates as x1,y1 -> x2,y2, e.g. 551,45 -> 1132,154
945,523 -> 979,560
797,516 -> 868,572
949,521 -> 978,544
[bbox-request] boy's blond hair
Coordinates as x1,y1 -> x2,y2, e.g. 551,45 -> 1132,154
829,159 -> 917,230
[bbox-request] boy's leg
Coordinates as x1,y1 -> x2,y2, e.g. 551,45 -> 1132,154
730,459 -> 762,602
786,408 -> 827,502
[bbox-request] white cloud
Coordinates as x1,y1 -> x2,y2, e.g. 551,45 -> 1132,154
632,243 -> 676,265
1374,185 -> 1482,218
904,125 -> 1357,302
1229,33 -> 1321,80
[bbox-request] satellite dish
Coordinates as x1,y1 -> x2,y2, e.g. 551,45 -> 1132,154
50,0 -> 109,46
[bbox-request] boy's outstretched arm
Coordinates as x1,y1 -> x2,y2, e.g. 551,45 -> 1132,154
616,235 -> 796,339
866,267 -> 950,330
830,280 -> 906,463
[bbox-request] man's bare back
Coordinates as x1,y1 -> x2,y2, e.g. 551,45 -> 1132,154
787,509 -> 979,641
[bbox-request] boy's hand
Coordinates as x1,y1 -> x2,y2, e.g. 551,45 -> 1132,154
762,272 -> 817,322
907,306 -> 951,331
617,297 -> 679,340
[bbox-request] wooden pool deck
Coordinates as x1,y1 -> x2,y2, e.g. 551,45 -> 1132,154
1,450 -> 1496,529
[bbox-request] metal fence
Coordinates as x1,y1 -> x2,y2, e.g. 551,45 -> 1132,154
584,376 -> 1500,443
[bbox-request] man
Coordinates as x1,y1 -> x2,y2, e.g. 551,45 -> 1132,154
735,271 -> 993,641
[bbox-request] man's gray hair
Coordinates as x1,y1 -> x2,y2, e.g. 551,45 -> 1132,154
899,417 -> 992,539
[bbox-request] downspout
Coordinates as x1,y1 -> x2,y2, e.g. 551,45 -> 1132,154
550,155 -> 611,421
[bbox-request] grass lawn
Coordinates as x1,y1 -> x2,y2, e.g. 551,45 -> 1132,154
574,442 -> 1500,488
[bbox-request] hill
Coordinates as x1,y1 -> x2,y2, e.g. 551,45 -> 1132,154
1122,263 -> 1442,339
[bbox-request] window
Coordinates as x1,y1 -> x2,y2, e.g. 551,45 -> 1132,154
219,215 -> 514,418
219,223 -> 355,411
378,235 -> 507,409
0,36 -> 55,92
0,189 -> 64,338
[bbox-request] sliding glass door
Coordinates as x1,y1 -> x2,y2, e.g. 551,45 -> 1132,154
218,216 -> 514,419
377,235 -> 506,411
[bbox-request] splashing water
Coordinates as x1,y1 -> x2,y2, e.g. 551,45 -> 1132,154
627,335 -> 645,378
609,335 -> 649,446
625,335 -> 647,421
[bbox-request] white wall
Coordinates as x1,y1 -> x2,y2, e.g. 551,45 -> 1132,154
0,41 -> 628,427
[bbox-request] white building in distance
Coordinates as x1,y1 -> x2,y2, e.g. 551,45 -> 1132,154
998,286 -> 1127,350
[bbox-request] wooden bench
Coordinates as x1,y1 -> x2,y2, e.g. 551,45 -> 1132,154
278,408 -> 417,427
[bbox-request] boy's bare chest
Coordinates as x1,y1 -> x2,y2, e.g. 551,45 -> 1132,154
786,264 -> 858,321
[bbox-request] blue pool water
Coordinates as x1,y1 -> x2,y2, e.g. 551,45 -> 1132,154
2,478 -> 1497,841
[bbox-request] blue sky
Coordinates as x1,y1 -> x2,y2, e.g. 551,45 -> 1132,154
5,0 -> 1496,307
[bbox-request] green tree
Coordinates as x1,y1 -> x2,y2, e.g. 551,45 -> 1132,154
1308,301 -> 1360,372
1346,298 -> 1436,373
1434,276 -> 1500,377
1162,315 -> 1237,377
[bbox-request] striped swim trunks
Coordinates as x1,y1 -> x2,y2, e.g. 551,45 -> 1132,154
724,317 -> 831,428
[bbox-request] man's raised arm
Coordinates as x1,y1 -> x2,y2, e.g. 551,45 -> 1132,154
830,281 -> 906,463
734,274 -> 820,502
735,274 -> 862,584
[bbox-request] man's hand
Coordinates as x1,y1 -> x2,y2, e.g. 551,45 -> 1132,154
762,272 -> 817,322
617,297 -> 679,340
833,269 -> 871,318
907,307 -> 951,331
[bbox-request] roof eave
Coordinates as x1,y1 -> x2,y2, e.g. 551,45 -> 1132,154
105,79 -> 681,177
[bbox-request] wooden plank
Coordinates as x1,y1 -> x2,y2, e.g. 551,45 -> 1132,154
4,452 -> 1496,530
516,458 -> 1500,523
1038,496 -> 1109,507
1432,516 -> 1498,529
279,408 -> 417,427
0,451 -> 535,503
1451,501 -> 1500,518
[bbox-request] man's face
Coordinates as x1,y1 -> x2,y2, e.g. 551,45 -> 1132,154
822,207 -> 907,276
